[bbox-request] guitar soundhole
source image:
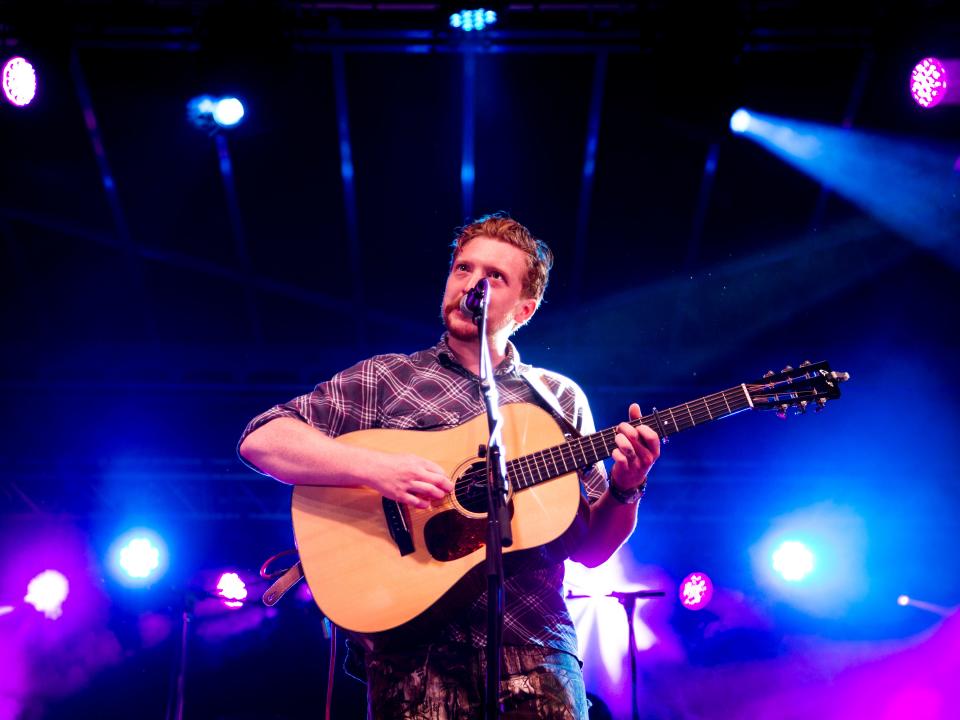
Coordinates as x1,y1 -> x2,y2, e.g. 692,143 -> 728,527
454,462 -> 490,514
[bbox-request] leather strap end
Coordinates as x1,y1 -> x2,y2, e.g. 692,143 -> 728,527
262,561 -> 305,607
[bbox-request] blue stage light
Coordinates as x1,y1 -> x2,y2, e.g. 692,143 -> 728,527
213,97 -> 245,127
772,540 -> 815,582
729,108 -> 960,263
750,503 -> 868,618
109,529 -> 167,586
450,8 -> 498,32
729,108 -> 752,133
188,94 -> 246,131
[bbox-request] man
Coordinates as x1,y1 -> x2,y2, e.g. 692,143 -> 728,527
239,214 -> 659,718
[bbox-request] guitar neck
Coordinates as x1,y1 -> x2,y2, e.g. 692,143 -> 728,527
508,384 -> 753,491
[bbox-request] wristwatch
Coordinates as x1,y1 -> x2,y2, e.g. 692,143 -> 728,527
608,477 -> 647,505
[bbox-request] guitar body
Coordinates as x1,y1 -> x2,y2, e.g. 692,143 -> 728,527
291,402 -> 583,634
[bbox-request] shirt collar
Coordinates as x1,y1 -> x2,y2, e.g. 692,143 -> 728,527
435,333 -> 522,377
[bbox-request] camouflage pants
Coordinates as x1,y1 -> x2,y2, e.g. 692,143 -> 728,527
363,643 -> 589,720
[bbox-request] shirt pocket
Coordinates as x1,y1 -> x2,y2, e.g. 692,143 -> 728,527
380,408 -> 462,431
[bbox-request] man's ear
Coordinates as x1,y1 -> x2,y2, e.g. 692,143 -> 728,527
514,297 -> 538,326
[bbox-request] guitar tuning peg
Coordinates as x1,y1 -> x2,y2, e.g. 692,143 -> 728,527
776,403 -> 789,419
763,370 -> 775,379
815,397 -> 828,412
799,360 -> 812,368
781,365 -> 794,373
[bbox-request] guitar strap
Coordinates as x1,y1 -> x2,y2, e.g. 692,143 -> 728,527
518,365 -> 585,440
262,560 -> 304,606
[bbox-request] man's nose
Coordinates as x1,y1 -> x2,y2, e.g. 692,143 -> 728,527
465,270 -> 485,290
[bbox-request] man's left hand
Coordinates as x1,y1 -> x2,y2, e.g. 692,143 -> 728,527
610,403 -> 660,489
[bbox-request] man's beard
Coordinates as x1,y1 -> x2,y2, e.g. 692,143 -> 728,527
440,301 -> 512,342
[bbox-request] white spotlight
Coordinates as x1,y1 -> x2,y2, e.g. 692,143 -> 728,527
730,108 -> 752,134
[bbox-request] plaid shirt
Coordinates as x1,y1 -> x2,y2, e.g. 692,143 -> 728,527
239,334 -> 607,659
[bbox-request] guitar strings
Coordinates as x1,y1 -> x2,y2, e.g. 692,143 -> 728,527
450,392 -> 739,507
447,384 -> 820,508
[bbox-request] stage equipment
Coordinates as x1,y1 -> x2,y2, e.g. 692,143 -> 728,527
110,529 -> 167,586
772,540 -> 814,582
896,595 -> 955,617
450,8 -> 497,32
679,572 -> 714,610
24,570 -> 69,619
729,108 -> 751,133
567,588 -> 666,720
2,56 -> 37,107
216,572 -> 248,609
187,95 -> 245,131
910,57 -> 960,108
728,109 -> 960,262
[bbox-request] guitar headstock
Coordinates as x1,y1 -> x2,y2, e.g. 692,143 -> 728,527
748,361 -> 849,417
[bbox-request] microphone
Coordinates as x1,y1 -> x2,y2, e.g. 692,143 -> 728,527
459,278 -> 488,319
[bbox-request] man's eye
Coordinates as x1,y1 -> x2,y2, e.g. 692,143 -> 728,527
489,271 -> 503,280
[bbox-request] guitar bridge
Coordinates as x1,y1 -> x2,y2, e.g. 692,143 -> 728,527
382,498 -> 415,556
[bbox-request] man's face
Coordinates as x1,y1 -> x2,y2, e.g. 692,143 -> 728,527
441,236 -> 538,342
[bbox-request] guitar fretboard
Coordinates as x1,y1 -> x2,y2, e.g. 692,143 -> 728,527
507,384 -> 752,490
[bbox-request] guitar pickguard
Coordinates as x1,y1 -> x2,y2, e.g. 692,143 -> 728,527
422,503 -> 515,561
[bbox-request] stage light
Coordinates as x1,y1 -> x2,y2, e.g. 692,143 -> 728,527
120,538 -> 160,578
212,97 -> 244,127
679,571 -> 714,610
729,108 -> 752,134
729,108 -> 960,263
216,572 -> 248,609
110,529 -> 167,586
450,8 -> 498,32
187,94 -> 246,131
2,56 -> 37,107
24,570 -> 69,620
772,540 -> 815,582
0,605 -> 13,617
910,57 -> 947,108
895,594 -> 955,617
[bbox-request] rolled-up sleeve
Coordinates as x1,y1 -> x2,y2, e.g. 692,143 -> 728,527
237,357 -> 382,473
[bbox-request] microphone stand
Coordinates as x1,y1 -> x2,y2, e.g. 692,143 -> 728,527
469,279 -> 512,720
566,589 -> 665,720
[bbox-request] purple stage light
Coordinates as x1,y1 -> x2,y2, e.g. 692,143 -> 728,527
910,57 -> 947,108
216,572 -> 248,609
2,56 -> 37,107
24,570 -> 69,620
679,572 -> 714,610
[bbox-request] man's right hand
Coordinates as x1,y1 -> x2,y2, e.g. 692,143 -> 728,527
366,451 -> 455,509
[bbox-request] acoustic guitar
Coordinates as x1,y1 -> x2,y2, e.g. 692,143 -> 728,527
290,361 -> 848,634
